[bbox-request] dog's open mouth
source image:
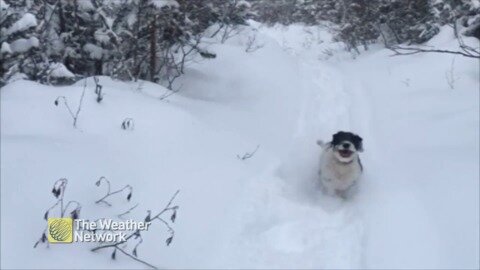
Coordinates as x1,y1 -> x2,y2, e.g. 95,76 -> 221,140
339,150 -> 353,158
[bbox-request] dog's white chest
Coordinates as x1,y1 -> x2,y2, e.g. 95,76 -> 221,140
319,150 -> 361,191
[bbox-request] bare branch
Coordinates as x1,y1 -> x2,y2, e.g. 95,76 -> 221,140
117,203 -> 140,219
388,45 -> 480,59
237,145 -> 260,160
159,86 -> 181,101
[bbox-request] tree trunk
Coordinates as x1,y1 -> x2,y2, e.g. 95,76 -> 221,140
95,59 -> 103,75
149,17 -> 157,82
58,1 -> 65,33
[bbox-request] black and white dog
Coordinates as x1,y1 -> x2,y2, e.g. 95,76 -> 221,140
317,131 -> 363,198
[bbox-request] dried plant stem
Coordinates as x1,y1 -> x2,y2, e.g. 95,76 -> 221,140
55,79 -> 87,128
95,176 -> 132,206
91,190 -> 180,269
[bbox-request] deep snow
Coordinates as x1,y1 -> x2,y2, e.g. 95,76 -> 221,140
1,23 -> 479,269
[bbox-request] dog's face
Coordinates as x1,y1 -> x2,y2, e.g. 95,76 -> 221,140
331,131 -> 363,163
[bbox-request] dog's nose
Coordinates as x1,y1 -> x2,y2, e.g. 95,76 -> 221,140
343,143 -> 350,149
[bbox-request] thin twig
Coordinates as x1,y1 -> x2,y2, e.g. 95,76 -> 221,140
74,80 -> 87,127
117,203 -> 139,219
54,79 -> 87,128
445,57 -> 459,89
159,85 -> 182,101
237,145 -> 260,160
95,177 -> 132,206
115,247 -> 157,269
151,190 -> 180,220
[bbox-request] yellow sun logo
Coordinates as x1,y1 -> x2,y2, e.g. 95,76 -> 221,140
48,218 -> 73,243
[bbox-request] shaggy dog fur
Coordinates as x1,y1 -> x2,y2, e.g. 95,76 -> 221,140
317,131 -> 363,198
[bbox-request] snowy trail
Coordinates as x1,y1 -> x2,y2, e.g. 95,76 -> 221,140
217,45 -> 368,268
218,24 -> 478,269
330,34 -> 479,267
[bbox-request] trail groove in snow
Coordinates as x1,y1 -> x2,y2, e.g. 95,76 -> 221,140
220,41 -> 367,268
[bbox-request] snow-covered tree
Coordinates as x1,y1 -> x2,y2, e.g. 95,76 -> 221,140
433,0 -> 480,39
376,0 -> 439,45
2,0 -> 253,86
1,0 -> 40,85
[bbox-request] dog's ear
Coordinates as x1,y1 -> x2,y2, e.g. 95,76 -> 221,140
317,140 -> 331,149
353,134 -> 364,152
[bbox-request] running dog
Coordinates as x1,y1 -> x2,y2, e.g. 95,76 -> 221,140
317,131 -> 363,198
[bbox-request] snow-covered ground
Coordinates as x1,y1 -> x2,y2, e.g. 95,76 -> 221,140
1,22 -> 479,269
